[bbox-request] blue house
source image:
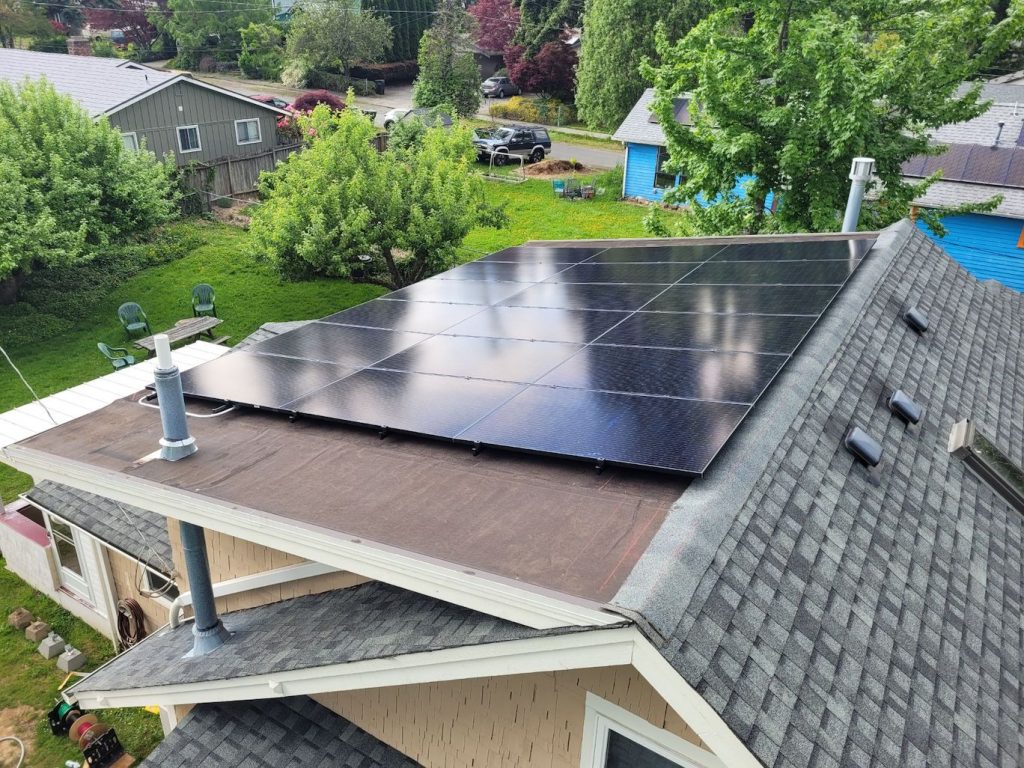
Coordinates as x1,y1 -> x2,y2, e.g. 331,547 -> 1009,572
612,88 -> 690,202
902,81 -> 1024,292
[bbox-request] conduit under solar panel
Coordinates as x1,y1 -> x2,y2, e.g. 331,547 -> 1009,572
178,236 -> 877,476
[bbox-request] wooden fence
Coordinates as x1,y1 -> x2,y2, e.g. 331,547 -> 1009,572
180,143 -> 302,211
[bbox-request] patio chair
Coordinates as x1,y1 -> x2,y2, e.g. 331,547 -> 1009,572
552,179 -> 566,198
192,283 -> 216,317
564,178 -> 583,200
97,342 -> 136,370
117,302 -> 151,339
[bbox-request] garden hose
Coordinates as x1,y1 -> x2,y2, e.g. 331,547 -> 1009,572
116,598 -> 147,648
0,735 -> 25,768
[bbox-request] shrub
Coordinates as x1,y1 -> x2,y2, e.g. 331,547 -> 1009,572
489,95 -> 540,122
239,23 -> 285,80
91,38 -> 119,57
290,89 -> 346,113
281,60 -> 311,89
350,60 -> 419,81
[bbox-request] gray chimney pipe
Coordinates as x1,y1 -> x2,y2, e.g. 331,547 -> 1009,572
152,335 -> 197,462
842,157 -> 874,233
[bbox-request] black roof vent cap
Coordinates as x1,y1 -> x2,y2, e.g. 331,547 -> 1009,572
904,305 -> 929,334
845,426 -> 883,467
888,389 -> 923,424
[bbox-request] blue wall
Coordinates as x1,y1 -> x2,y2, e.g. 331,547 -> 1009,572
918,213 -> 1024,293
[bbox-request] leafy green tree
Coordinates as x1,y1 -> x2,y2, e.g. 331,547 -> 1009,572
365,0 -> 436,62
239,22 -> 285,80
575,0 -> 709,131
154,0 -> 274,68
514,0 -> 578,55
645,0 -> 1023,235
0,80 -> 176,286
285,2 -> 392,80
0,0 -> 49,47
413,0 -> 480,117
251,105 -> 504,287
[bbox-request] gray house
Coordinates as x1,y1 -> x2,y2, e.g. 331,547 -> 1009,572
0,49 -> 287,167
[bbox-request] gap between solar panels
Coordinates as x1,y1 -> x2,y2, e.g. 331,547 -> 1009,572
177,236 -> 876,476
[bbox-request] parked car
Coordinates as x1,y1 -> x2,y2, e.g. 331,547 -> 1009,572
473,125 -> 551,165
480,76 -> 520,99
382,108 -> 411,129
249,94 -> 291,110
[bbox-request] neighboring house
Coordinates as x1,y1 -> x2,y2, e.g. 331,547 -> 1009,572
901,80 -> 1024,292
0,49 -> 288,167
2,221 -> 1022,767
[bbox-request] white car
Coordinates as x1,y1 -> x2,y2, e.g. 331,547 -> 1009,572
382,108 -> 411,129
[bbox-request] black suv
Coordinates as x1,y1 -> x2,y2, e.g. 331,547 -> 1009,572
473,126 -> 552,165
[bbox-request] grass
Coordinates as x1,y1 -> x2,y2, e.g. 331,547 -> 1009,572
0,559 -> 163,766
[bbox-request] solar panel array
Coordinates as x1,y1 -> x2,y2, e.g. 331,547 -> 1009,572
902,142 -> 1024,189
179,237 -> 875,475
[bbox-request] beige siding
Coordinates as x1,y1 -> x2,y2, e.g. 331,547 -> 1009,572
106,548 -> 173,636
314,666 -> 709,768
167,518 -> 367,614
107,79 -> 279,165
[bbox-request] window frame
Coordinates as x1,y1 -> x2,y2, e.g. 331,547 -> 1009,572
579,693 -> 723,768
43,513 -> 93,602
121,131 -> 139,151
176,124 -> 202,154
949,419 -> 1024,514
234,117 -> 262,146
654,146 -> 678,190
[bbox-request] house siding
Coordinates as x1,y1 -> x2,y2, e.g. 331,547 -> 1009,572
106,548 -> 173,636
107,80 -> 279,166
917,213 -> 1024,292
313,665 -> 711,768
623,143 -> 672,202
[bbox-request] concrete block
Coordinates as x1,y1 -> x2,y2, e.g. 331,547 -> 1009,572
38,632 -> 66,659
57,645 -> 87,672
8,607 -> 33,630
25,620 -> 50,642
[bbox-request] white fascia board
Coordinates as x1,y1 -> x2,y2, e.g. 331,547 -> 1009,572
4,446 -> 623,631
71,626 -> 639,709
102,74 -> 290,119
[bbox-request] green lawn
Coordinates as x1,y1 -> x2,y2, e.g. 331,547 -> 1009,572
0,560 -> 163,766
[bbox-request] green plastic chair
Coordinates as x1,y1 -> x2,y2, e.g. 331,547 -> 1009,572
117,302 -> 151,338
552,179 -> 566,197
192,283 -> 216,317
97,342 -> 136,370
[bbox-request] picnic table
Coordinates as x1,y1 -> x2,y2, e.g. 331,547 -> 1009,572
133,316 -> 225,352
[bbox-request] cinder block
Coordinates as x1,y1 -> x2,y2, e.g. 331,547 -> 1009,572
8,608 -> 33,630
38,632 -> 66,659
57,645 -> 87,672
25,620 -> 50,642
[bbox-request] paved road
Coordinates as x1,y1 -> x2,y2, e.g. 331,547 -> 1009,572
190,72 -> 622,168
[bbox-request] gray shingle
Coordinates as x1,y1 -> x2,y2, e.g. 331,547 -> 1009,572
611,88 -> 691,146
138,696 -> 421,767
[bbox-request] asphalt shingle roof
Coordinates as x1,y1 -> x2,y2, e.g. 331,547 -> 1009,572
138,695 -> 421,768
25,479 -> 173,574
0,48 -> 174,117
614,221 -> 1024,768
71,581 -> 612,695
612,88 -> 691,146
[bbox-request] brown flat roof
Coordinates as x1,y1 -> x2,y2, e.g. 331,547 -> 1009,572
20,397 -> 683,603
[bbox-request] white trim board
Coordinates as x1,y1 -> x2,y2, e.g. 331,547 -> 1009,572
4,446 -> 624,631
70,627 -> 762,768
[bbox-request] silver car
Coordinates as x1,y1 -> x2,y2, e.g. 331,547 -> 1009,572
480,76 -> 520,99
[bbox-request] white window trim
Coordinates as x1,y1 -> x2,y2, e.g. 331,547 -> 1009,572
121,131 -> 139,151
581,693 -> 722,768
176,124 -> 202,154
234,117 -> 262,145
44,512 -> 94,603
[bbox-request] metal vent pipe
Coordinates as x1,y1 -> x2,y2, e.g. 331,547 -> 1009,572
842,157 -> 875,233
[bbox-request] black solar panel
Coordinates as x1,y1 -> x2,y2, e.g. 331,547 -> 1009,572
181,235 -> 877,476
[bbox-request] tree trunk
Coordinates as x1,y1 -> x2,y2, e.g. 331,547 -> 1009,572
381,246 -> 402,288
0,269 -> 27,305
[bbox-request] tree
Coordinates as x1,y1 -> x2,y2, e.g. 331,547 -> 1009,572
0,80 -> 176,287
0,0 -> 49,47
514,0 -> 579,55
413,0 -> 481,116
154,0 -> 273,68
82,0 -> 161,48
285,2 -> 392,80
507,40 -> 575,101
250,105 -> 504,288
575,0 -> 710,131
645,0 -> 1024,235
239,22 -> 285,80
365,0 -> 437,62
469,0 -> 518,53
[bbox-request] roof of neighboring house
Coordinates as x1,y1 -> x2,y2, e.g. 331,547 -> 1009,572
25,480 -> 173,573
612,88 -> 691,147
910,178 -> 1024,219
613,221 -> 1024,768
138,695 -> 421,768
71,581 -> 601,695
0,48 -> 287,118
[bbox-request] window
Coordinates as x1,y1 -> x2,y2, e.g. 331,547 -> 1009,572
580,694 -> 722,768
121,132 -> 139,151
146,569 -> 180,601
950,419 -> 1024,514
176,125 -> 201,153
234,118 -> 261,145
45,515 -> 93,601
654,146 -> 678,190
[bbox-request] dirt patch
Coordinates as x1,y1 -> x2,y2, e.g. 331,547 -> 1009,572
209,196 -> 257,228
0,706 -> 39,766
523,158 -> 595,178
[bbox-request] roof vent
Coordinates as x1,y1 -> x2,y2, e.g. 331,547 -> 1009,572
903,305 -> 929,334
994,120 -> 1005,146
845,426 -> 883,467
887,389 -> 923,424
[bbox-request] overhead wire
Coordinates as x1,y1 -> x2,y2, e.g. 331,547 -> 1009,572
0,344 -> 58,426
